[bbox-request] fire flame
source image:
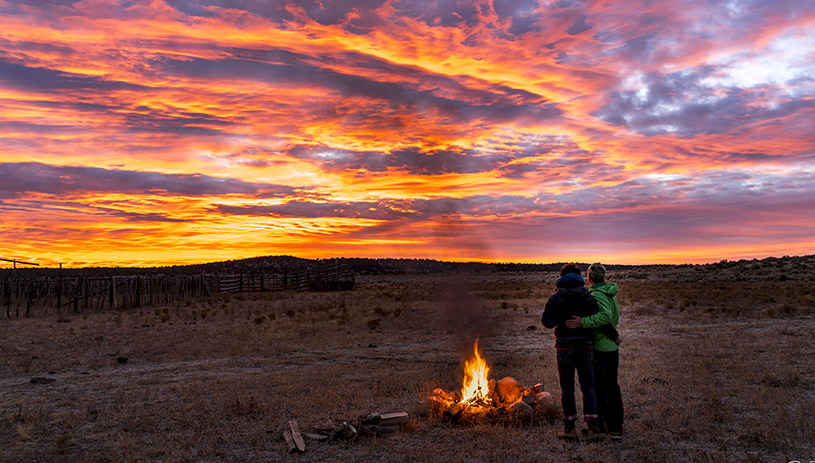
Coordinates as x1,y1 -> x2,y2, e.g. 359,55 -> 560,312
459,339 -> 492,408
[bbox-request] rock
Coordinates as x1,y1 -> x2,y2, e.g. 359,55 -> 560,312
411,400 -> 430,417
116,357 -> 128,364
522,391 -> 553,408
528,383 -> 545,394
30,377 -> 56,384
508,400 -> 534,420
527,325 -> 537,331
495,377 -> 525,404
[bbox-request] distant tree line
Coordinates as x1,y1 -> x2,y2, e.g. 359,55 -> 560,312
4,254 -> 814,282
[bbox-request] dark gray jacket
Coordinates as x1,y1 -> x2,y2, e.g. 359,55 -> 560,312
541,273 -> 599,349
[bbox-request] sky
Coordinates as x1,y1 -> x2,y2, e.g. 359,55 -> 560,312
1,0 -> 814,267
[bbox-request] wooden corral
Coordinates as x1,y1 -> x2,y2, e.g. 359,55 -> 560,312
1,261 -> 354,318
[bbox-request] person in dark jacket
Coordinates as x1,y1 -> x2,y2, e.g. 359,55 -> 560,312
541,263 -> 604,441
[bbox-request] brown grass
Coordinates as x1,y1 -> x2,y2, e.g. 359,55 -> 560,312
1,272 -> 813,462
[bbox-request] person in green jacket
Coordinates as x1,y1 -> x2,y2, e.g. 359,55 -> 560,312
566,262 -> 624,439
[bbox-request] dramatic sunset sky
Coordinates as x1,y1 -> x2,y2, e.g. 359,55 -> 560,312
1,0 -> 814,267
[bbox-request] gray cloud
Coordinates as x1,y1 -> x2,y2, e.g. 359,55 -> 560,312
594,68 -> 815,136
0,60 -> 149,93
0,162 -> 296,198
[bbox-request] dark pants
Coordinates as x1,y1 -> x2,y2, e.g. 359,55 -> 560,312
594,349 -> 624,433
557,348 -> 597,420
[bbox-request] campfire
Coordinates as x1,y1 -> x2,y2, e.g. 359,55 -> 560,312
426,340 -> 554,424
459,339 -> 493,410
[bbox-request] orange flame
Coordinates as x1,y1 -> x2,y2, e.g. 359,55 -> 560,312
459,339 -> 492,407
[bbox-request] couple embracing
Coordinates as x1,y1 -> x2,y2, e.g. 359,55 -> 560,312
541,263 -> 624,441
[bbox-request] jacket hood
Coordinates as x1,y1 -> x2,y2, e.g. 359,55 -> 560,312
556,273 -> 585,288
591,282 -> 618,297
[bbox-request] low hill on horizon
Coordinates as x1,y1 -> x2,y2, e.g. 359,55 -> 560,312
5,254 -> 815,282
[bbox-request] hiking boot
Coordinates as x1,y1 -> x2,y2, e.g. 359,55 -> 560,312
584,419 -> 607,442
557,419 -> 579,441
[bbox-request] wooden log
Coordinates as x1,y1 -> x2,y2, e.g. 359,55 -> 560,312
283,430 -> 297,454
443,403 -> 466,424
361,424 -> 397,433
342,421 -> 357,439
313,420 -> 336,433
288,421 -> 306,452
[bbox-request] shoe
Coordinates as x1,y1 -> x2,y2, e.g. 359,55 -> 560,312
558,419 -> 579,441
608,430 -> 622,441
584,419 -> 607,442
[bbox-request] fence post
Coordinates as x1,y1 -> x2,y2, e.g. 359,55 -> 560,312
109,276 -> 115,310
73,278 -> 80,313
57,264 -> 62,314
4,276 -> 10,318
25,280 -> 31,317
136,276 -> 142,308
83,277 -> 89,311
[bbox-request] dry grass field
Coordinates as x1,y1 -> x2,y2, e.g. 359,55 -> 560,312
2,270 -> 814,462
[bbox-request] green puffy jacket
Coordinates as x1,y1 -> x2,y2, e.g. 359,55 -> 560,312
581,282 -> 620,352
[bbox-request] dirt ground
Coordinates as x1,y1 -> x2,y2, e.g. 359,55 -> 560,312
1,272 -> 814,462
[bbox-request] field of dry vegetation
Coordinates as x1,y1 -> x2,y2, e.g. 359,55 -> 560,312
2,266 -> 814,462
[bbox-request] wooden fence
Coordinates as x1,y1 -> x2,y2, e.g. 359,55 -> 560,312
215,260 -> 355,293
1,261 -> 354,318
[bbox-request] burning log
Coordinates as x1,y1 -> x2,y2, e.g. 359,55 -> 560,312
443,402 -> 466,424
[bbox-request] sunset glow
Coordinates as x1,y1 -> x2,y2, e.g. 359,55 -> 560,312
1,0 -> 814,267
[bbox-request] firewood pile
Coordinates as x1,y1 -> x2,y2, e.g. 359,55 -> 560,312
279,375 -> 556,454
281,411 -> 410,454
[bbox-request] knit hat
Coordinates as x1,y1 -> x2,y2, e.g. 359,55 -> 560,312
588,262 -> 606,280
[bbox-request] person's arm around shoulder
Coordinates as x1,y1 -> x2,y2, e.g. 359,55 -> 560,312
578,292 -> 612,329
